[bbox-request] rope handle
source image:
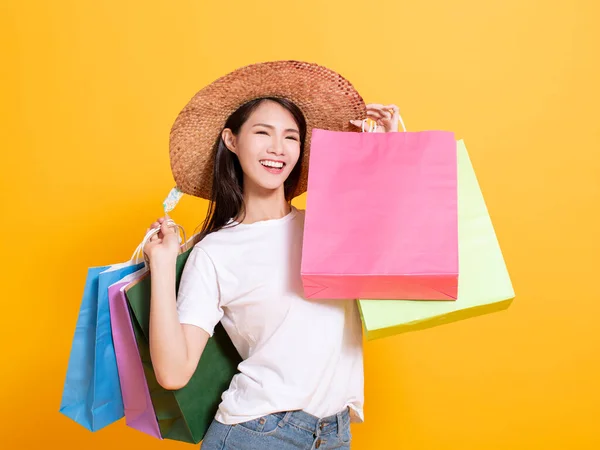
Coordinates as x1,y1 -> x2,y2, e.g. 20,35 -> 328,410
130,219 -> 188,268
361,109 -> 407,133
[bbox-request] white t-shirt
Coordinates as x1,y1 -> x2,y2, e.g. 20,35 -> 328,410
175,206 -> 365,425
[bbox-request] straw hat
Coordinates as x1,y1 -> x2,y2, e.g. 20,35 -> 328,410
169,60 -> 367,200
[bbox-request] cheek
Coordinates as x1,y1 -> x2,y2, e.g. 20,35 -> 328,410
236,139 -> 262,166
287,143 -> 301,166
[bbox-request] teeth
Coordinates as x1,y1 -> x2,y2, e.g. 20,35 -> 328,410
260,160 -> 284,168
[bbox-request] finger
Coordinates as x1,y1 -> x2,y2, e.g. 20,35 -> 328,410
383,105 -> 400,117
369,103 -> 397,110
366,104 -> 389,112
384,104 -> 399,113
372,106 -> 394,118
366,108 -> 385,117
161,220 -> 175,235
367,110 -> 388,120
366,108 -> 384,117
368,104 -> 394,117
367,106 -> 391,118
350,119 -> 378,131
373,109 -> 392,118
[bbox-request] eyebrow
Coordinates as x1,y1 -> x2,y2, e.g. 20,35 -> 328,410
252,123 -> 299,134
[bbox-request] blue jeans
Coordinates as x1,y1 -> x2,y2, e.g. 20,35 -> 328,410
200,407 -> 352,449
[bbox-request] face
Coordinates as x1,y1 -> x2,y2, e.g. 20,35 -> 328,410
222,100 -> 301,195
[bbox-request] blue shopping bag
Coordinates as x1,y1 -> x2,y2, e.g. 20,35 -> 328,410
59,260 -> 144,431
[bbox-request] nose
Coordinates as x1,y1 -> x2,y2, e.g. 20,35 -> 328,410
267,136 -> 285,156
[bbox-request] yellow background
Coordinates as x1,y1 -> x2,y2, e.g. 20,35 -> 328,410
1,0 -> 599,448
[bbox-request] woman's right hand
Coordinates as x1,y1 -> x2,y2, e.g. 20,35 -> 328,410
143,216 -> 181,265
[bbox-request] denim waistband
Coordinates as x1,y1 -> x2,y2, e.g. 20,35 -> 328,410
276,406 -> 350,436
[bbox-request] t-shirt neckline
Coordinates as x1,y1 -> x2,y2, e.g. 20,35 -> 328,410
228,205 -> 297,227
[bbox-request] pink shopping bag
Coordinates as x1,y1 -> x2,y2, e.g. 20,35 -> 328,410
108,272 -> 162,439
301,128 -> 459,300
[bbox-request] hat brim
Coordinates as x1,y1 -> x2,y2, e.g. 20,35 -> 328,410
169,60 -> 367,200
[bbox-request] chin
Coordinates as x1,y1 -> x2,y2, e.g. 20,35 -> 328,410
260,183 -> 285,192
251,174 -> 289,192
250,178 -> 285,192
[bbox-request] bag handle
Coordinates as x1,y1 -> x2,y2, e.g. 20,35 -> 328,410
129,186 -> 191,268
361,109 -> 407,133
130,220 -> 188,268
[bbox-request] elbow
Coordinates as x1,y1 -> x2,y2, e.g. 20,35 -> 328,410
155,368 -> 192,391
156,372 -> 187,391
150,350 -> 191,391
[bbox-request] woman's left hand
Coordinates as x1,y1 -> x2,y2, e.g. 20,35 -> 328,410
350,103 -> 401,133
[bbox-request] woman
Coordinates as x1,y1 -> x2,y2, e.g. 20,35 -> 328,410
143,60 -> 401,449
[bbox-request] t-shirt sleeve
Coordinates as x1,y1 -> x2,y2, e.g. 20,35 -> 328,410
176,245 -> 223,337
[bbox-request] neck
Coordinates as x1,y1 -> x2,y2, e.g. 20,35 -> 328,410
238,183 -> 291,224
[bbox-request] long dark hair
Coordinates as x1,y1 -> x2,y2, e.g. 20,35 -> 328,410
194,97 -> 307,241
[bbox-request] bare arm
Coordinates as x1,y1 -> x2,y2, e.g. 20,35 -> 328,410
144,218 -> 209,390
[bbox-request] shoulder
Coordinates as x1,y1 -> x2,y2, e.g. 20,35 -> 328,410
188,224 -> 246,262
183,241 -> 217,271
190,232 -> 227,259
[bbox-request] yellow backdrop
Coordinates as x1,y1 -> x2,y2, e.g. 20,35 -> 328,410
2,0 -> 599,448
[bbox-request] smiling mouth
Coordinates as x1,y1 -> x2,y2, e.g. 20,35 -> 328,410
260,160 -> 286,169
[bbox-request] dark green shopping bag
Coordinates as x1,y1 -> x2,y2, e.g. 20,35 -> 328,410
125,248 -> 241,444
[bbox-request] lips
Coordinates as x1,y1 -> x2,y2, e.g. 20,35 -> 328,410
260,159 -> 285,169
259,159 -> 286,174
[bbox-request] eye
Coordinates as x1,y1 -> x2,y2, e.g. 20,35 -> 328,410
286,136 -> 299,141
256,130 -> 269,135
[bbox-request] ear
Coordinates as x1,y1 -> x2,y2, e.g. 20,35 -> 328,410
221,128 -> 237,154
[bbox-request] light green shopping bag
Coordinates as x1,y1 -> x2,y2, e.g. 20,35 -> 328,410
357,140 -> 515,339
